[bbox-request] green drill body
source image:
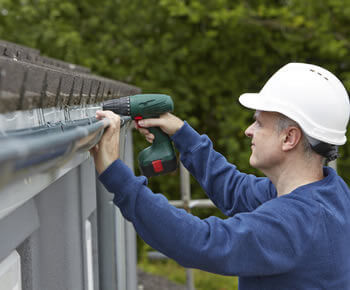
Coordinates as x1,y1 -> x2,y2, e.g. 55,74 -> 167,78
102,94 -> 177,177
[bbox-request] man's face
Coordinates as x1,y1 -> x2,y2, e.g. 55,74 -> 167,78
245,111 -> 284,172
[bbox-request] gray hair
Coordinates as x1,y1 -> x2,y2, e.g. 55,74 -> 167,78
275,114 -> 338,162
275,114 -> 314,159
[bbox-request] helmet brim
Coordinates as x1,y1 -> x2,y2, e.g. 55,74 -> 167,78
239,93 -> 276,112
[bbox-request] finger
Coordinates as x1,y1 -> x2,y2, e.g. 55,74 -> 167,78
98,118 -> 120,145
89,146 -> 97,158
96,110 -> 120,122
104,120 -> 120,139
98,111 -> 121,130
96,110 -> 116,118
95,110 -> 104,120
136,127 -> 154,140
146,132 -> 155,140
138,117 -> 163,128
146,135 -> 154,143
137,127 -> 150,135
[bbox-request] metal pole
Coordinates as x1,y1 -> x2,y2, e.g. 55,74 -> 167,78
180,162 -> 195,290
180,162 -> 191,211
328,160 -> 337,172
170,199 -> 215,209
124,126 -> 138,290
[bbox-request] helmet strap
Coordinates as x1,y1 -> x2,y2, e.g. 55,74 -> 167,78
305,135 -> 338,162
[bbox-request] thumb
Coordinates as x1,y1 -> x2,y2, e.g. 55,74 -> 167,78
89,146 -> 97,159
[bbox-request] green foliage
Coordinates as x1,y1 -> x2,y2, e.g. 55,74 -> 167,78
1,0 -> 349,286
1,0 -> 350,247
139,257 -> 238,290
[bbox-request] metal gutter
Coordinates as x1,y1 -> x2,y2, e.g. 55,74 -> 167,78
0,115 -> 131,189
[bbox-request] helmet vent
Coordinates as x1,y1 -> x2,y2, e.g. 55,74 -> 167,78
309,69 -> 329,81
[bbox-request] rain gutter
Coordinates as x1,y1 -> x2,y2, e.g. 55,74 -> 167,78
0,115 -> 131,188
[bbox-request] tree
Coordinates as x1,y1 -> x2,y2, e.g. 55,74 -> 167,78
0,0 -> 349,203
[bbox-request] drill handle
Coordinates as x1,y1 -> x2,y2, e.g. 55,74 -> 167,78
148,127 -> 170,144
138,127 -> 177,177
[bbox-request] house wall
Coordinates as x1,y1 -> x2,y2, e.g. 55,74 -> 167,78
0,126 -> 137,290
0,39 -> 139,290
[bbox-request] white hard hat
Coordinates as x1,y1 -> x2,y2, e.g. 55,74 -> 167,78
239,63 -> 350,145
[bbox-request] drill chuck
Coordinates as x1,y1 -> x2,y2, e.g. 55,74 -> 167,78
102,97 -> 131,116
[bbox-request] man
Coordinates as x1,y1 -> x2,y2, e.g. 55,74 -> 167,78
90,63 -> 350,289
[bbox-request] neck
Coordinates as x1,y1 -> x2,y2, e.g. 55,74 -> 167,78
263,155 -> 324,197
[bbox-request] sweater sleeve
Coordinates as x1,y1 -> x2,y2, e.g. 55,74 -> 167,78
171,122 -> 277,215
99,160 -> 317,276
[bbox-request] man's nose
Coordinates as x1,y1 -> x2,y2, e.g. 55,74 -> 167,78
245,123 -> 254,138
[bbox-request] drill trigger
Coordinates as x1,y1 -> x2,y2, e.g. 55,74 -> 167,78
135,116 -> 143,127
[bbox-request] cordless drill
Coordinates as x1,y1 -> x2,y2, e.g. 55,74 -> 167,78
102,94 -> 177,177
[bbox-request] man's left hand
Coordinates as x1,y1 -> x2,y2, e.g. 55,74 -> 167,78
90,110 -> 120,175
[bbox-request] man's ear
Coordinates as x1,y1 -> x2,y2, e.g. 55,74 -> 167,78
281,126 -> 302,152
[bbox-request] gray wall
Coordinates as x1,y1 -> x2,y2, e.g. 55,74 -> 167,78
0,126 -> 137,290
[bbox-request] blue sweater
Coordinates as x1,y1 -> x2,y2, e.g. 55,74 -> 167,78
99,122 -> 350,290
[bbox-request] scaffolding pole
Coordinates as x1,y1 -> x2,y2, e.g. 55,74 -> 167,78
180,162 -> 195,290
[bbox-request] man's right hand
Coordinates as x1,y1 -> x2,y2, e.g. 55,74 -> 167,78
136,112 -> 184,143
